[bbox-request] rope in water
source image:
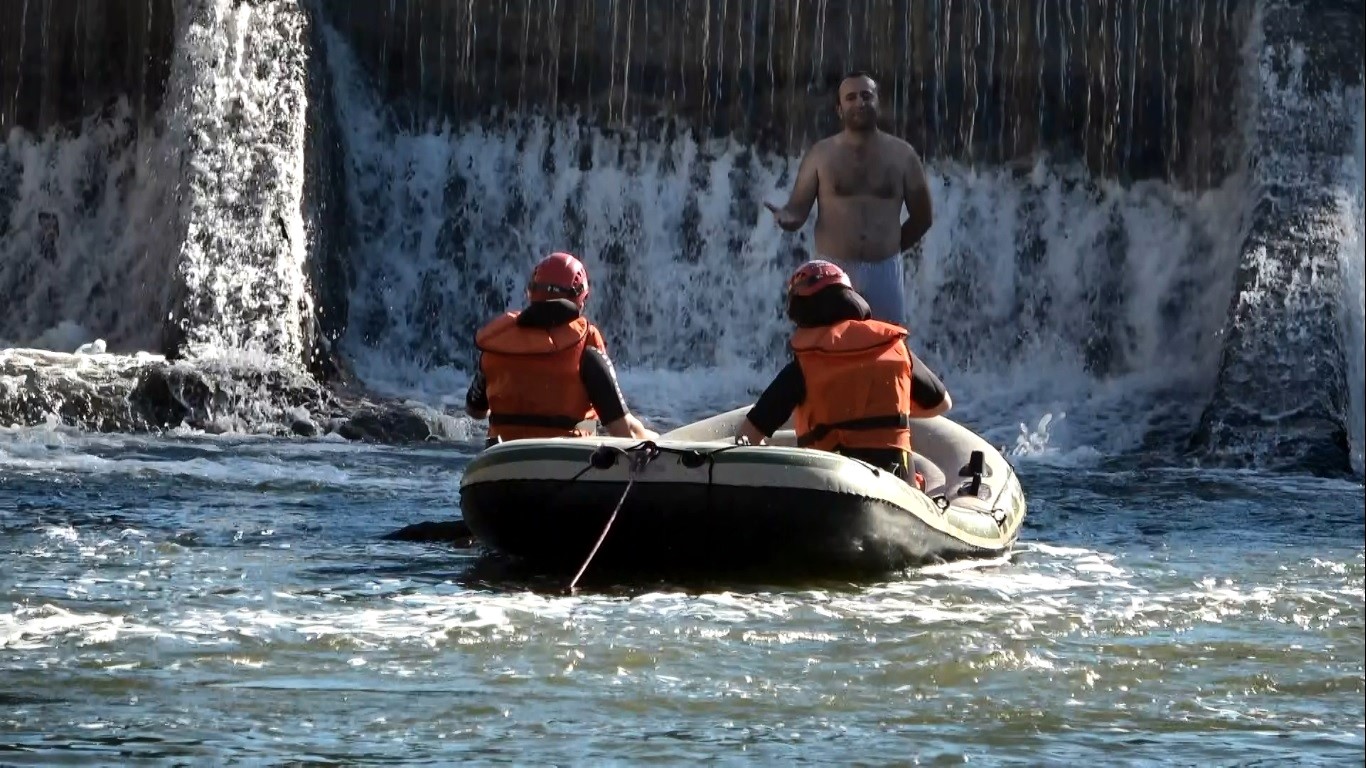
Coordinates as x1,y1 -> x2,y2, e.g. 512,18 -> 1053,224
567,474 -> 634,593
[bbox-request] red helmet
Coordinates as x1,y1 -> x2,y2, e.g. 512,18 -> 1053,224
786,260 -> 851,299
528,251 -> 590,306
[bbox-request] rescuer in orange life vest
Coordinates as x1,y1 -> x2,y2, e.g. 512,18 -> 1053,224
734,260 -> 952,486
464,252 -> 659,444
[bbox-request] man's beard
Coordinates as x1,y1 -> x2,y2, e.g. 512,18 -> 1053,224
843,108 -> 877,131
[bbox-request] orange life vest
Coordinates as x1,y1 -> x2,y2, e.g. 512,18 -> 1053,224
475,312 -> 607,441
791,319 -> 915,455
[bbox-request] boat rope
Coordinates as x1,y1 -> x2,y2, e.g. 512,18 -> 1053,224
565,439 -> 745,593
567,441 -> 659,593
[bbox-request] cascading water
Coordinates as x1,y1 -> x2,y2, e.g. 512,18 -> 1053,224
0,0 -> 313,365
0,0 -> 400,441
160,0 -> 313,366
0,99 -> 181,353
319,0 -> 1249,188
0,1 -> 175,132
1342,90 -> 1365,476
1191,0 -> 1363,474
321,1 -> 1252,455
3,11 -> 1365,760
0,0 -> 180,353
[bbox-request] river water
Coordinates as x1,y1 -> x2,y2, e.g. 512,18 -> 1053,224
1,0 -> 1362,764
2,426 -> 1361,765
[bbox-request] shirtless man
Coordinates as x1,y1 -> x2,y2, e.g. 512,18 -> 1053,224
764,71 -> 934,328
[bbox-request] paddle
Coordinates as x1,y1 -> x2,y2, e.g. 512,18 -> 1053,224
660,405 -> 802,448
382,519 -> 477,547
658,404 -> 751,441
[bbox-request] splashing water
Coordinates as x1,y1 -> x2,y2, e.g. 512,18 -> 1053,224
1189,7 -> 1363,475
162,0 -> 313,365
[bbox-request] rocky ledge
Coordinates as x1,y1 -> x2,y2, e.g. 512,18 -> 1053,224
0,348 -> 470,444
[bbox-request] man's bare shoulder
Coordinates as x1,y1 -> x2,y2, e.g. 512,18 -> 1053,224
880,133 -> 924,163
803,135 -> 839,158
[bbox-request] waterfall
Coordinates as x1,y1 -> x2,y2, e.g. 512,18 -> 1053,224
320,0 -> 1249,188
323,18 -> 1246,452
1192,0 -> 1363,474
0,0 -> 315,368
160,0 -> 313,366
0,0 -> 180,353
1342,90 -> 1365,476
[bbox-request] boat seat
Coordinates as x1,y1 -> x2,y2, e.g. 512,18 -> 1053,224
772,430 -> 948,495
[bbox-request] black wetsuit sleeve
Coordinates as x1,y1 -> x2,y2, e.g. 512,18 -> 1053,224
466,364 -> 489,412
580,346 -> 630,424
745,361 -> 806,436
909,350 -> 948,410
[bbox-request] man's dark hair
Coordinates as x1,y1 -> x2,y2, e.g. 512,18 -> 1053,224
835,70 -> 878,103
787,284 -> 872,328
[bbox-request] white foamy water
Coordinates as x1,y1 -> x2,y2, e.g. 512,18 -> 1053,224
323,23 -> 1245,458
162,0 -> 312,364
3,528 -> 1357,658
0,5 -> 1356,477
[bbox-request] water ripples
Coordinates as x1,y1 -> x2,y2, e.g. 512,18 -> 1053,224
1,431 -> 1361,763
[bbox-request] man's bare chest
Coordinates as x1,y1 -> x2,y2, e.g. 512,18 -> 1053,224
821,149 -> 902,200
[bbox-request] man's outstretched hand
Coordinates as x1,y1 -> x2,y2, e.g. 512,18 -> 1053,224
764,200 -> 804,231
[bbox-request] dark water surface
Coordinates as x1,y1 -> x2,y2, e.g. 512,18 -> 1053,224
2,428 -> 1362,765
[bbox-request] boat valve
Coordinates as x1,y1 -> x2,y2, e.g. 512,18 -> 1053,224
680,450 -> 707,469
589,446 -> 619,470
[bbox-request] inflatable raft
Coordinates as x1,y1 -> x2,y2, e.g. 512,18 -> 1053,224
458,406 -> 1027,579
